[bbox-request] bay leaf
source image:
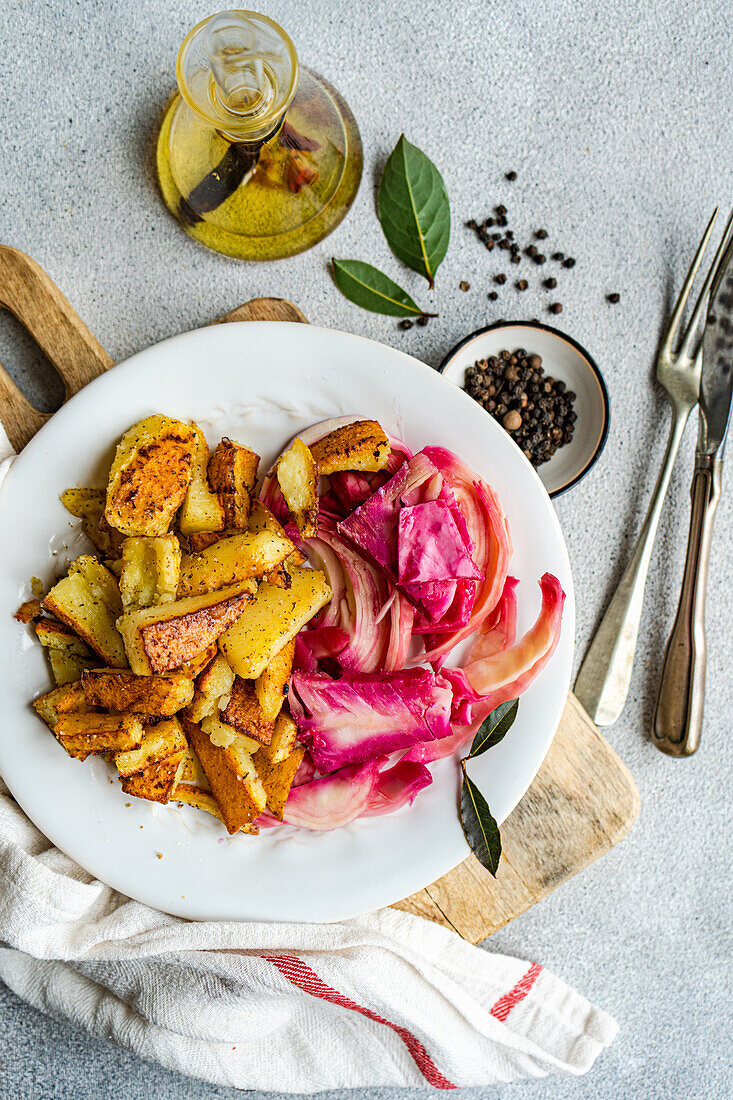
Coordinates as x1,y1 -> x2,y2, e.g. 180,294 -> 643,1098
460,771 -> 502,876
331,259 -> 432,317
377,134 -> 450,289
468,699 -> 519,759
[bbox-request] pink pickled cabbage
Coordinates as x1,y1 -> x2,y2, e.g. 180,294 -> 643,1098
469,576 -> 519,660
281,759 -> 384,830
417,447 -> 512,666
289,668 -> 453,772
403,723 -> 475,765
409,578 -> 479,634
446,573 -> 565,725
361,760 -> 433,816
397,501 -> 480,584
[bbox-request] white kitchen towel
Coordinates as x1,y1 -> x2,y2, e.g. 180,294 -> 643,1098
0,439 -> 617,1090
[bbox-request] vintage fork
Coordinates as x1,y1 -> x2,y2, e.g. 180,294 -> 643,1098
575,209 -> 733,726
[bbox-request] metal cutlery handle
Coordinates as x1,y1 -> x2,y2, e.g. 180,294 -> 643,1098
652,456 -> 722,756
574,409 -> 690,726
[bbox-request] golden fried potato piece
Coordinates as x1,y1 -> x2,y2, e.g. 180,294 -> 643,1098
179,424 -> 226,536
248,501 -> 304,585
259,711 -> 300,766
178,530 -> 292,598
186,652 -> 235,723
200,715 -> 260,754
35,618 -> 94,656
275,437 -> 318,537
219,566 -> 331,679
119,535 -> 181,611
33,681 -> 91,730
172,643 -> 218,679
43,567 -> 127,668
54,713 -> 143,761
68,555 -> 123,615
254,639 -> 294,723
256,745 -> 305,820
114,717 -> 188,777
105,415 -> 196,537
14,598 -> 43,623
208,438 -> 259,529
221,677 -> 275,746
183,718 -> 266,834
176,741 -> 210,787
120,751 -> 186,804
81,669 -> 194,715
310,419 -> 390,475
118,582 -> 256,674
61,488 -> 124,556
48,650 -> 100,687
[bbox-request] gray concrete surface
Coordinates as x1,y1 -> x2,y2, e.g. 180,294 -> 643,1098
1,0 -> 732,1096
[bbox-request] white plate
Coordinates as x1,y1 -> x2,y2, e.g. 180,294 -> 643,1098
0,322 -> 574,922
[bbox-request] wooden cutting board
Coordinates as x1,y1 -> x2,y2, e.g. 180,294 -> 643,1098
0,246 -> 640,943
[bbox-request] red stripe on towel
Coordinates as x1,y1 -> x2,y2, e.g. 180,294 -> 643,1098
264,954 -> 457,1090
490,961 -> 542,1021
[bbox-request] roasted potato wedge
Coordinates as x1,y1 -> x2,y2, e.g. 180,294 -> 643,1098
219,566 -> 331,679
185,652 -> 235,723
33,681 -> 91,730
105,415 -> 196,537
248,501 -> 303,584
48,650 -> 100,687
177,741 -> 210,787
54,713 -> 143,760
200,714 -> 260,755
310,419 -> 390,475
254,639 -> 294,722
184,718 -> 266,834
119,535 -> 181,611
68,555 -> 123,615
118,582 -> 256,674
120,751 -> 186,803
81,669 -> 194,715
35,618 -> 94,656
275,437 -> 318,537
173,642 -> 218,679
43,568 -> 127,668
221,677 -> 275,746
114,717 -> 187,777
14,598 -> 43,623
259,711 -> 300,766
61,489 -> 118,554
208,438 -> 259,529
177,530 -> 293,598
256,745 -> 305,820
179,424 -> 226,536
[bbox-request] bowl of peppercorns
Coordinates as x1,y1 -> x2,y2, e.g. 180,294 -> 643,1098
440,321 -> 609,497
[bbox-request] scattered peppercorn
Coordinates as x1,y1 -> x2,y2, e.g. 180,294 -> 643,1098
607,292 -> 620,303
495,273 -> 507,285
487,290 -> 498,300
416,314 -> 430,326
533,254 -> 546,265
516,279 -> 529,290
510,254 -> 521,264
459,280 -> 470,291
551,252 -> 564,261
505,170 -> 517,181
495,204 -> 507,216
535,229 -> 548,240
398,319 -> 414,330
463,348 -> 577,466
562,257 -> 576,268
548,302 -> 563,314
544,277 -> 557,289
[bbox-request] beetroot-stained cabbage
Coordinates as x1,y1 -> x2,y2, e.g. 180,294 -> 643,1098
468,576 -> 519,661
292,751 -> 316,787
397,501 -> 480,585
361,760 -> 433,816
417,447 -> 512,665
289,668 -> 453,772
446,573 -> 565,724
338,451 -> 440,576
402,723 -> 475,765
282,759 -> 383,830
410,578 -> 479,634
384,592 -> 415,672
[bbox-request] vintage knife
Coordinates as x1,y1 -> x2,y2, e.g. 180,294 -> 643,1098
653,239 -> 733,755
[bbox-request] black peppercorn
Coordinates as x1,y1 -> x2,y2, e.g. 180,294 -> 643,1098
398,319 -> 413,330
510,254 -> 521,264
495,204 -> 507,216
505,170 -> 517,181
516,279 -> 528,291
607,292 -> 620,303
562,258 -> 576,268
533,254 -> 546,265
543,277 -> 557,289
551,252 -> 564,261
487,290 -> 498,301
495,273 -> 507,285
459,280 -> 470,291
535,229 -> 548,239
548,302 -> 563,314
416,315 -> 429,327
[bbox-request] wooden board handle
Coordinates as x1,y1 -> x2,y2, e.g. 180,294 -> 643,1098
0,246 -> 113,450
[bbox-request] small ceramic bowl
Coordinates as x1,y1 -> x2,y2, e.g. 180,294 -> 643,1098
440,321 -> 610,497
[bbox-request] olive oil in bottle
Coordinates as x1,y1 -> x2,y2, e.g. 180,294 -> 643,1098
156,10 -> 363,261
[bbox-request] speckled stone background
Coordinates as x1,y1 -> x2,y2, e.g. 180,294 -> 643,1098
1,0 -> 732,1097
